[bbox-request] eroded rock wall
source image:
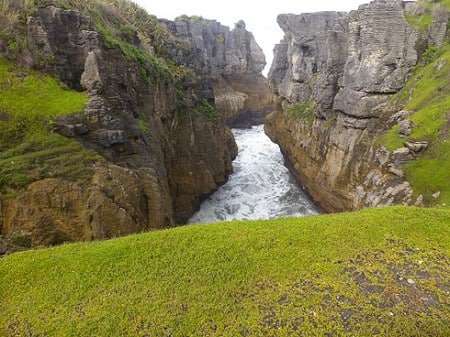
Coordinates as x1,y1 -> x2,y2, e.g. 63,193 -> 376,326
164,18 -> 274,127
266,0 -> 447,212
0,4 -> 242,248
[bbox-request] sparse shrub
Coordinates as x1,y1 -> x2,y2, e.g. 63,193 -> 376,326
198,98 -> 219,123
287,101 -> 316,121
10,233 -> 32,248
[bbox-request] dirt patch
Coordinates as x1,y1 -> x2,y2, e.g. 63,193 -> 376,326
0,111 -> 10,121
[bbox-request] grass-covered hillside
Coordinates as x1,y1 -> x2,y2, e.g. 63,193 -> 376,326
1,207 -> 449,336
0,0 -> 172,197
0,56 -> 102,197
378,39 -> 450,207
375,0 -> 450,208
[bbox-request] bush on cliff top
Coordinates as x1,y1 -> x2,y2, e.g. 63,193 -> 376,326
1,206 -> 449,336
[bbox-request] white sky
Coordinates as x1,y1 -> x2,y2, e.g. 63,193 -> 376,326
133,0 -> 370,74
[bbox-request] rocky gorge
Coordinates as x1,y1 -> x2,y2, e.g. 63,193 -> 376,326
0,0 -> 272,251
266,0 -> 450,212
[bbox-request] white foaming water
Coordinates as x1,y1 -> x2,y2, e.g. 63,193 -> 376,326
188,125 -> 318,224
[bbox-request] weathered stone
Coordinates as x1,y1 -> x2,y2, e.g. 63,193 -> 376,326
2,3 -> 249,247
338,0 -> 418,94
429,5 -> 449,46
393,147 -> 413,167
405,141 -> 429,152
27,5 -> 99,90
0,237 -> 7,256
96,130 -> 126,147
80,50 -> 102,92
266,0 -> 426,212
415,194 -> 424,206
375,147 -> 390,166
388,166 -> 404,177
269,11 -> 348,117
334,89 -> 389,118
388,110 -> 413,125
436,59 -> 448,71
398,119 -> 414,137
0,164 -> 175,245
74,124 -> 89,135
55,124 -> 75,137
164,18 -> 273,127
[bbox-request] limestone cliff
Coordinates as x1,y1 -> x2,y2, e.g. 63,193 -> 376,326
0,1 -> 273,250
163,17 -> 273,127
266,0 -> 449,212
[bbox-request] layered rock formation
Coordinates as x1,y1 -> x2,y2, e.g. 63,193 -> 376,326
0,3 -> 269,249
163,18 -> 273,127
266,0 -> 448,212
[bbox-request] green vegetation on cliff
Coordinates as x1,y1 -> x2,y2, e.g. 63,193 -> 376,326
0,57 -> 101,195
287,101 -> 316,121
405,0 -> 450,32
1,207 -> 449,336
377,41 -> 450,207
0,0 -> 220,195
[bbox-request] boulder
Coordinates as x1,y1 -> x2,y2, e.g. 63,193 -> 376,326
393,147 -> 414,167
405,141 -> 429,152
388,110 -> 413,125
398,119 -> 414,137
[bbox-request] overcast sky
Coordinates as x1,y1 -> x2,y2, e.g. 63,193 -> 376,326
133,0 -> 371,74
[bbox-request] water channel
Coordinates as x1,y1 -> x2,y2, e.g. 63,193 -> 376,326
188,125 -> 318,224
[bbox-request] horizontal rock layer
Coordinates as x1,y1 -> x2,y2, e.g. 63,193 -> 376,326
266,0 -> 447,212
0,3 -> 274,249
164,18 -> 273,127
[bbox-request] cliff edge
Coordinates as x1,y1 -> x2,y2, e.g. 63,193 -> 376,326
164,17 -> 274,127
0,0 -> 269,251
266,0 -> 450,212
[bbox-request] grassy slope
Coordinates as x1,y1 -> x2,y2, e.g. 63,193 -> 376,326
0,57 -> 102,196
1,207 -> 449,336
378,41 -> 450,207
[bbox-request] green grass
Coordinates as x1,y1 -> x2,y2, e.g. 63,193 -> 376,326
287,101 -> 316,121
198,98 -> 220,123
1,207 -> 449,336
405,12 -> 433,33
0,58 -> 88,119
404,140 -> 450,206
376,43 -> 450,206
94,21 -> 172,84
0,57 -> 102,194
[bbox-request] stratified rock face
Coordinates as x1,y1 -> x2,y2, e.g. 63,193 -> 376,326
266,0 -> 446,212
164,18 -> 274,127
1,164 -> 173,246
269,12 -> 349,119
334,0 -> 418,116
0,5 -> 240,247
